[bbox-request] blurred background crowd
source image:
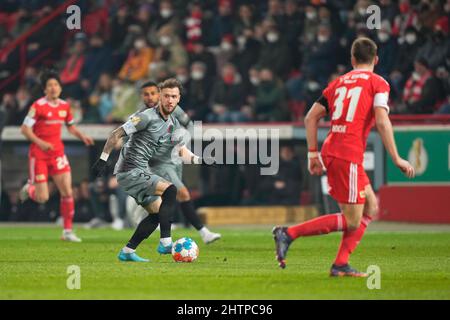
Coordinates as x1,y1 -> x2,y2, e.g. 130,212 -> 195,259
0,0 -> 449,226
1,0 -> 449,125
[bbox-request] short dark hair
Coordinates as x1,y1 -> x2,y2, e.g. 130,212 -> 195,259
140,81 -> 158,90
351,37 -> 378,64
158,78 -> 183,94
40,69 -> 61,90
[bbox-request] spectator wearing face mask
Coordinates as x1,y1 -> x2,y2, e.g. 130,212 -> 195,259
402,58 -> 445,114
118,36 -> 154,82
375,20 -> 398,79
257,25 -> 292,80
188,41 -> 217,80
150,0 -> 181,38
302,5 -> 320,46
390,27 -> 423,102
215,34 -> 238,74
152,25 -> 188,76
416,16 -> 450,70
185,62 -> 212,121
301,23 -> 337,86
253,68 -> 289,122
234,28 -> 261,82
209,63 -> 247,122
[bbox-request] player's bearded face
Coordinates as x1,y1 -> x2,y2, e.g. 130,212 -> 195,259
141,86 -> 160,108
160,87 -> 180,115
45,79 -> 62,100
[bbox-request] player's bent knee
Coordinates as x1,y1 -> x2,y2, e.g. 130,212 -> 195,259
35,194 -> 49,204
177,188 -> 190,202
346,219 -> 361,231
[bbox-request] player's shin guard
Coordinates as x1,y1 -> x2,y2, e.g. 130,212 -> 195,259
126,214 -> 160,249
159,185 -> 177,238
180,200 -> 204,230
334,215 -> 372,266
60,196 -> 75,231
287,213 -> 347,240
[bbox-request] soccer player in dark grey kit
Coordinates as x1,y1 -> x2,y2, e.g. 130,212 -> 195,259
130,81 -> 221,244
92,78 -> 204,262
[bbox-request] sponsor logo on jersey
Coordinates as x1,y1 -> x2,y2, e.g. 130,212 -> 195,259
130,116 -> 141,126
59,110 -> 67,117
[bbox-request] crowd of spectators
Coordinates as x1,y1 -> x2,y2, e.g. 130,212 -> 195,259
1,0 -> 449,125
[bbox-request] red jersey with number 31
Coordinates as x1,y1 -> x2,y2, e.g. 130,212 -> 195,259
23,97 -> 74,159
321,69 -> 390,165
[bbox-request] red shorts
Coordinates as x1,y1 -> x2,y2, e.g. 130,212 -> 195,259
29,154 -> 71,184
322,156 -> 370,204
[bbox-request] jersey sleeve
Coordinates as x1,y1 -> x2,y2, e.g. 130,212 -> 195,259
121,112 -> 151,135
22,103 -> 39,127
174,106 -> 194,131
65,104 -> 75,125
372,76 -> 390,113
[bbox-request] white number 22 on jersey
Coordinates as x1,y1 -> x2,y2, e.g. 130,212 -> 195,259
332,86 -> 362,122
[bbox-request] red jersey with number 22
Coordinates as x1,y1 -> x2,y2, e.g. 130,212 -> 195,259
321,69 -> 390,165
23,97 -> 74,159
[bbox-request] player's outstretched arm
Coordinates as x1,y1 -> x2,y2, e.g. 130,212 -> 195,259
92,126 -> 126,176
67,124 -> 94,146
374,107 -> 415,178
305,102 -> 327,176
179,145 -> 216,166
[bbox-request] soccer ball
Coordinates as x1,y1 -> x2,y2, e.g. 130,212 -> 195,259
172,237 -> 199,262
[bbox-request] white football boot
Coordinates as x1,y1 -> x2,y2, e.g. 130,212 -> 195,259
61,230 -> 82,242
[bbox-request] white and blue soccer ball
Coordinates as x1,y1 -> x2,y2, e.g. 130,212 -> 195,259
172,237 -> 199,262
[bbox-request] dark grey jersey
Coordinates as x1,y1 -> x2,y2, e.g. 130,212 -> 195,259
114,107 -> 183,174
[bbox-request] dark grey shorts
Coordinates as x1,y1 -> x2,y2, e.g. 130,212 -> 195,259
116,168 -> 165,207
150,162 -> 185,190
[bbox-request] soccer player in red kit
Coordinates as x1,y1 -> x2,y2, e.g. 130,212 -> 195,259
19,70 -> 94,242
273,37 -> 416,276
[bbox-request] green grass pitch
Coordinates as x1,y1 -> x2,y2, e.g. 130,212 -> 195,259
0,225 -> 449,299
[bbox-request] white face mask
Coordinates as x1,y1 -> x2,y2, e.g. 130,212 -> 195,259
378,32 -> 390,43
191,70 -> 205,80
318,35 -> 329,43
160,9 -> 172,18
134,40 -> 145,50
306,11 -> 316,20
358,8 -> 366,16
266,32 -> 279,43
159,36 -> 172,46
405,33 -> 416,44
412,72 -> 421,81
221,41 -> 233,51
237,36 -> 246,48
250,77 -> 260,85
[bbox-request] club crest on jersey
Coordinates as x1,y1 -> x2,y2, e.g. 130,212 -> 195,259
59,110 -> 67,117
167,124 -> 174,134
130,116 -> 141,126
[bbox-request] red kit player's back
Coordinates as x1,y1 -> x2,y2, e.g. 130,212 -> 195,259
321,69 -> 390,164
24,97 -> 74,159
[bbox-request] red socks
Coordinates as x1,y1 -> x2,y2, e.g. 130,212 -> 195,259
334,215 -> 372,266
287,213 -> 347,239
60,196 -> 75,231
